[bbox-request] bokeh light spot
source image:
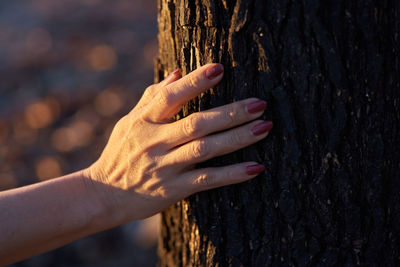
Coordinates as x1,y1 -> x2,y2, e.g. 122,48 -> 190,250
25,100 -> 55,129
51,127 -> 77,152
36,157 -> 62,181
95,89 -> 124,116
134,214 -> 160,248
70,120 -> 94,147
51,121 -> 94,152
88,44 -> 117,71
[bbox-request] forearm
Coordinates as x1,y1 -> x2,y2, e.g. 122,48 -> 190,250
0,171 -> 116,265
0,64 -> 271,265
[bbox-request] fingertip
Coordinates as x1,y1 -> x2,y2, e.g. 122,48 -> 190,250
204,63 -> 224,80
226,162 -> 264,184
150,63 -> 224,122
228,162 -> 265,185
245,163 -> 265,176
246,99 -> 267,114
162,68 -> 182,86
250,121 -> 273,136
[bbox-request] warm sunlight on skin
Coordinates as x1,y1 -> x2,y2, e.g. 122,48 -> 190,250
0,63 -> 273,265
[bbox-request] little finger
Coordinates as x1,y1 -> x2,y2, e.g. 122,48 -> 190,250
181,162 -> 265,194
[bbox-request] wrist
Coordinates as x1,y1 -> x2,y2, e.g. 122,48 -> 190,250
79,167 -> 127,231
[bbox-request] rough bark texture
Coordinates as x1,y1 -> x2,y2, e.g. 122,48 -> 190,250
156,0 -> 400,266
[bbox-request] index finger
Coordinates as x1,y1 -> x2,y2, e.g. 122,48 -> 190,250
144,63 -> 224,122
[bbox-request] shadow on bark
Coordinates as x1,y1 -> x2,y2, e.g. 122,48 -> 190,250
156,0 -> 400,266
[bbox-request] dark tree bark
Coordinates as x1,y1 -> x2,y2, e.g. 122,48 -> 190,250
155,0 -> 400,266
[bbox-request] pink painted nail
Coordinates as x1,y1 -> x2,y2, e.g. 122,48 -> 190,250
246,100 -> 267,114
251,121 -> 273,136
246,164 -> 265,175
164,68 -> 180,81
205,64 -> 224,80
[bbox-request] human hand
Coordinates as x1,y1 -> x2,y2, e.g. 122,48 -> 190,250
85,63 -> 273,223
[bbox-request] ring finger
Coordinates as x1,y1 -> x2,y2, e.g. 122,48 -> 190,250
163,120 -> 273,167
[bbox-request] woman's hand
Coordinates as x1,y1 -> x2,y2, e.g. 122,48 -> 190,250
85,63 -> 273,222
0,64 -> 273,265
0,63 -> 274,265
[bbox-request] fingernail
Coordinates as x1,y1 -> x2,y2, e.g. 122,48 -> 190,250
246,164 -> 265,175
164,68 -> 180,80
205,64 -> 224,80
251,121 -> 273,136
246,100 -> 267,114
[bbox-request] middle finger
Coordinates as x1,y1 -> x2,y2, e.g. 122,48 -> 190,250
163,119 -> 273,167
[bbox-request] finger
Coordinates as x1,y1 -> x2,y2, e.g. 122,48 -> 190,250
134,84 -> 159,110
160,68 -> 181,87
161,98 -> 267,148
144,63 -> 224,122
164,120 -> 273,166
135,69 -> 182,110
180,162 -> 265,194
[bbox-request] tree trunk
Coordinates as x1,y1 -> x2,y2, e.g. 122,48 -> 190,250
155,0 -> 400,266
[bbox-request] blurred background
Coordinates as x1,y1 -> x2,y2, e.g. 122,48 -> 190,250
0,0 -> 159,266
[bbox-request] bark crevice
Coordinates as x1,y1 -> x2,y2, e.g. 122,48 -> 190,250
157,0 -> 400,266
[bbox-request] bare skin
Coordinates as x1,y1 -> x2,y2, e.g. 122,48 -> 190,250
0,63 -> 273,265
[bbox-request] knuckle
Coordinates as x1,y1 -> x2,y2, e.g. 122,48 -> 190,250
229,130 -> 243,145
158,89 -> 174,107
111,116 -> 130,137
141,84 -> 158,102
187,74 -> 201,89
225,108 -> 237,125
183,115 -> 200,136
115,116 -> 126,129
191,140 -> 209,159
194,173 -> 214,187
154,185 -> 170,199
145,84 -> 157,94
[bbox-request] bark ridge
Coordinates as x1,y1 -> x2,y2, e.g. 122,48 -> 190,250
156,0 -> 400,266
